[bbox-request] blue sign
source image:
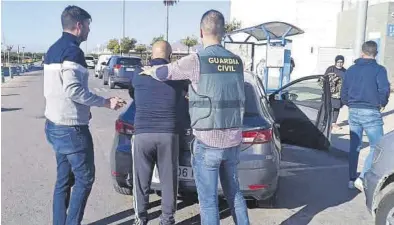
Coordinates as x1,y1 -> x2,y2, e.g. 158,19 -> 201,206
388,24 -> 394,37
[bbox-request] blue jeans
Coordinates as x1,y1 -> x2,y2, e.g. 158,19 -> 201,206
191,140 -> 249,225
348,108 -> 383,181
45,120 -> 95,225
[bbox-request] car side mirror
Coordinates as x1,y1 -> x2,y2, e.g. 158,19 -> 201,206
101,62 -> 106,66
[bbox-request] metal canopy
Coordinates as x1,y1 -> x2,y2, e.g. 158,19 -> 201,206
224,21 -> 304,42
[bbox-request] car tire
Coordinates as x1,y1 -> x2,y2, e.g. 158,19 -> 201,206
103,77 -> 108,85
113,183 -> 132,195
109,77 -> 115,89
375,186 -> 394,225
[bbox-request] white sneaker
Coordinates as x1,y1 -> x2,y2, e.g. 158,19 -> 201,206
348,181 -> 355,189
354,178 -> 364,191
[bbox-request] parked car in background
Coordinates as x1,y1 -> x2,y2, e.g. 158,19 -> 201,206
364,130 -> 394,225
110,71 -> 333,207
85,56 -> 95,69
95,54 -> 112,78
102,56 -> 142,89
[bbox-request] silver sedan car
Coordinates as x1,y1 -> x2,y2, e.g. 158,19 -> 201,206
110,71 -> 332,207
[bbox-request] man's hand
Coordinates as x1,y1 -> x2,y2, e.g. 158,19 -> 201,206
105,97 -> 127,110
139,65 -> 162,76
139,66 -> 154,76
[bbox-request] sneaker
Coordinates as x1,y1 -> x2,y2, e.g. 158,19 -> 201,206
354,177 -> 364,191
348,181 -> 355,189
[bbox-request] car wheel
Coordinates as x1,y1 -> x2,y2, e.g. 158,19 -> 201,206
375,186 -> 394,225
113,183 -> 132,195
109,77 -> 115,89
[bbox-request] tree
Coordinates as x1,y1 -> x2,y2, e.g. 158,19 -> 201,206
134,44 -> 147,57
151,35 -> 165,46
163,0 -> 179,41
107,39 -> 120,54
181,36 -> 198,54
121,37 -> 137,55
225,19 -> 242,33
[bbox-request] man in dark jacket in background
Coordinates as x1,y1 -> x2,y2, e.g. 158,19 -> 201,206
129,40 -> 188,225
341,41 -> 390,191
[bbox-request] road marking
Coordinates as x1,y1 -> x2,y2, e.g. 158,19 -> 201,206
93,87 -> 109,93
281,164 -> 347,173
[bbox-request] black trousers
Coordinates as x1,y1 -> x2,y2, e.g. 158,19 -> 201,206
132,133 -> 179,225
331,98 -> 342,123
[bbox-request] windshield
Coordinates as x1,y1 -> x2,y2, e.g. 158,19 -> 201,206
117,58 -> 142,66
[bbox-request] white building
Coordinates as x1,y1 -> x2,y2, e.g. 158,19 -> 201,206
230,0 -> 393,79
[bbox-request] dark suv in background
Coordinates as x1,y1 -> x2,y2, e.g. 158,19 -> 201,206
101,56 -> 142,89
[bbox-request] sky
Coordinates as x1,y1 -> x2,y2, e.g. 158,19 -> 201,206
1,0 -> 231,53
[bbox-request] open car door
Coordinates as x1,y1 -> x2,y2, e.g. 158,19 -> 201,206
268,75 -> 332,150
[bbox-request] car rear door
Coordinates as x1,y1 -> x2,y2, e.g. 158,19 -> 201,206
267,75 -> 332,150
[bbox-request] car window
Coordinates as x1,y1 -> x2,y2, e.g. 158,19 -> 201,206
85,57 -> 94,60
117,58 -> 142,66
244,82 -> 261,117
277,78 -> 323,102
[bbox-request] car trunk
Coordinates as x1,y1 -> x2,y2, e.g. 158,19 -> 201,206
114,57 -> 142,78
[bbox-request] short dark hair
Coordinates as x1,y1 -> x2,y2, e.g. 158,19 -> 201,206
61,5 -> 91,30
362,41 -> 378,57
200,10 -> 225,38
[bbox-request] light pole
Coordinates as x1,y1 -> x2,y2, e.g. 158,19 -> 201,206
354,0 -> 368,59
7,45 -> 13,79
17,45 -> 20,64
22,46 -> 25,63
120,0 -> 125,56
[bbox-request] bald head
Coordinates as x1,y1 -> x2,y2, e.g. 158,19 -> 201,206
200,10 -> 225,41
151,40 -> 172,61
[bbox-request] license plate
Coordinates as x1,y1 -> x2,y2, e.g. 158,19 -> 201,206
126,68 -> 135,72
151,166 -> 194,183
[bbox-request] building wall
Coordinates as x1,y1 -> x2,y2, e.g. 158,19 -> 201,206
230,0 -> 343,79
384,3 -> 394,83
337,2 -> 394,83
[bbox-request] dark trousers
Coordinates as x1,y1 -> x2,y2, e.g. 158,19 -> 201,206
132,133 -> 179,225
331,98 -> 342,123
45,120 -> 95,225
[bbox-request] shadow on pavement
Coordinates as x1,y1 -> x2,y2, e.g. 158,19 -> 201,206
277,146 -> 360,225
87,200 -> 161,225
176,198 -> 232,225
330,132 -> 370,155
1,107 -> 22,112
1,86 -> 27,89
1,94 -> 20,97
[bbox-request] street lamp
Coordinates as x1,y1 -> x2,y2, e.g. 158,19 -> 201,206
22,46 -> 25,63
6,45 -> 13,79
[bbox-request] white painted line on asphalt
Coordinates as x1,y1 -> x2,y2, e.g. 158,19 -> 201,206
281,164 -> 348,173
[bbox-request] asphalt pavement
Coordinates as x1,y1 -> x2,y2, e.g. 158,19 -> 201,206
1,70 -> 373,225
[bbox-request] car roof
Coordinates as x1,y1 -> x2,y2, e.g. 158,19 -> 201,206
111,55 -> 141,59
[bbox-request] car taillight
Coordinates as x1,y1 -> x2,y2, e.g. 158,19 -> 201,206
242,128 -> 272,144
248,184 -> 268,190
114,64 -> 122,69
115,119 -> 134,135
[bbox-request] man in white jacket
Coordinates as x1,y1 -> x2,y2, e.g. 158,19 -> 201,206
43,5 -> 125,225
